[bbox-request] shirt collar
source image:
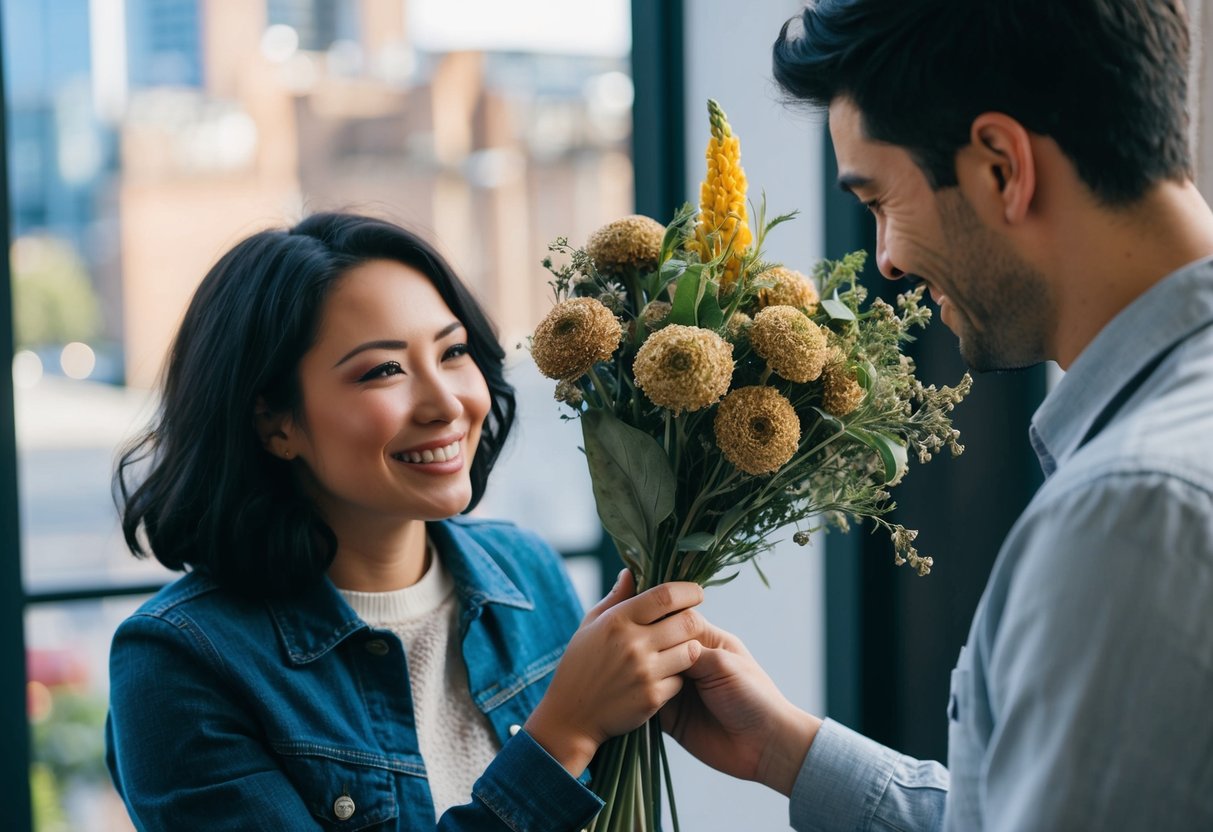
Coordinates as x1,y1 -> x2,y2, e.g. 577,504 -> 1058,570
1030,256 -> 1213,477
269,518 -> 534,665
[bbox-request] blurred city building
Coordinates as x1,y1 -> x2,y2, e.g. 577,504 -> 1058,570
7,2 -> 631,829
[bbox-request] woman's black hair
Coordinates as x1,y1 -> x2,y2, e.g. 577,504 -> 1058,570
115,212 -> 515,598
772,0 -> 1192,205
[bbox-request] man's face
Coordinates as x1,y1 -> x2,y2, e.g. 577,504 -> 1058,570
828,97 -> 1050,371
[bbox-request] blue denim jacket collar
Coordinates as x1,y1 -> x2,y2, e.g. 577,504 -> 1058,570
268,518 -> 535,667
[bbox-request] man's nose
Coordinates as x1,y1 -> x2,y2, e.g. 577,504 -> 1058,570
875,239 -> 905,280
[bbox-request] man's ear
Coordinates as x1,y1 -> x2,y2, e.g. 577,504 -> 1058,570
958,112 -> 1036,225
254,396 -> 296,460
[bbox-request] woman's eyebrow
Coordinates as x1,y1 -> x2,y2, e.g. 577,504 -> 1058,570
331,322 -> 464,368
333,339 -> 407,368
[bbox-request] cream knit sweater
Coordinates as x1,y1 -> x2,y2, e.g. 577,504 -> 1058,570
338,552 -> 500,819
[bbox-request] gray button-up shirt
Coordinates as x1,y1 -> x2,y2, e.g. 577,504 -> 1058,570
791,258 -> 1213,831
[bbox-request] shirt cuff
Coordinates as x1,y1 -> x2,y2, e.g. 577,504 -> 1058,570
789,718 -> 901,832
472,729 -> 604,831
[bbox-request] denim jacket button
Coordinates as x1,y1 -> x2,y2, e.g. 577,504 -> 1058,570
508,723 -> 522,737
333,794 -> 356,820
364,639 -> 389,656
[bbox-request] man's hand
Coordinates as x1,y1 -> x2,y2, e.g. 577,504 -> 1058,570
662,623 -> 821,796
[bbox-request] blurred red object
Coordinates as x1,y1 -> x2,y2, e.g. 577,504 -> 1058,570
26,648 -> 89,688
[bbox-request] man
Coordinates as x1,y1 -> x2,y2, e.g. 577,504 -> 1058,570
667,1 -> 1213,829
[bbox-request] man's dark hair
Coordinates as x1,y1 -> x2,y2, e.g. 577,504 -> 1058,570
115,212 -> 516,598
773,0 -> 1192,204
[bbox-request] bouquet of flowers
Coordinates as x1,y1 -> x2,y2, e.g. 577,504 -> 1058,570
529,100 -> 971,831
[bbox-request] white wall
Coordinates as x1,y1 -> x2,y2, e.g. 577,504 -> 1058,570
665,2 -> 829,829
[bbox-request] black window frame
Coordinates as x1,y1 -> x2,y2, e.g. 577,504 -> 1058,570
0,5 -> 684,829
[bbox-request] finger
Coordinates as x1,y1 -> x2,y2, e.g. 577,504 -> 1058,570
623,581 -> 704,625
653,638 -> 704,679
697,622 -> 750,656
682,645 -> 735,682
647,608 -> 707,652
582,568 -> 634,624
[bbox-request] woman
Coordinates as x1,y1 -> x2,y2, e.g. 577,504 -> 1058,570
106,213 -> 705,830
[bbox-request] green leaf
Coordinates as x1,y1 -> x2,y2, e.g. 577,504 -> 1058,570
751,559 -> 770,589
810,406 -> 844,432
702,571 -> 740,588
762,209 -> 799,235
581,410 -> 677,555
676,532 -> 716,552
847,426 -> 908,484
821,294 -> 857,322
654,259 -> 687,300
714,502 -> 748,538
852,362 -> 871,391
668,264 -> 706,326
696,286 -> 725,331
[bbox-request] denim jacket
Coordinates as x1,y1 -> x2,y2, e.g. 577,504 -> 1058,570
106,517 -> 606,831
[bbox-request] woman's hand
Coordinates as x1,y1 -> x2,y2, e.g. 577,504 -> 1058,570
524,570 -> 706,775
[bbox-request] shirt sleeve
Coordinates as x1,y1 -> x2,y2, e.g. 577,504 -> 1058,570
789,719 -> 948,832
980,471 -> 1213,830
443,730 -> 603,831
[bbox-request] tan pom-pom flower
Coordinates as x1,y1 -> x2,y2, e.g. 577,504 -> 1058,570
634,324 -> 734,413
756,266 -> 820,313
724,311 -> 753,344
586,215 -> 666,275
749,305 -> 829,383
640,300 -> 672,331
531,298 -> 622,380
821,350 -> 865,416
714,386 -> 801,475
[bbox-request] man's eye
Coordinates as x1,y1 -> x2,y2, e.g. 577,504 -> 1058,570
443,343 -> 470,361
358,361 -> 404,381
864,199 -> 882,215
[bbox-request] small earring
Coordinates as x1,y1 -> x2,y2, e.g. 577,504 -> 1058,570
281,449 -> 293,460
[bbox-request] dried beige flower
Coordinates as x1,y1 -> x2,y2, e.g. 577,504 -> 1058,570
531,297 -> 622,380
634,324 -> 734,413
724,311 -> 753,344
756,266 -> 819,313
586,215 -> 666,275
713,385 -> 801,475
554,379 -> 584,407
640,300 -> 672,331
821,349 -> 865,417
749,305 -> 829,383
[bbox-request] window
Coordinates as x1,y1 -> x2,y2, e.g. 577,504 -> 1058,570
4,1 -> 635,828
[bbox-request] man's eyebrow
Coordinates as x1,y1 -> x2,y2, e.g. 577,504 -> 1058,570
837,172 -> 874,194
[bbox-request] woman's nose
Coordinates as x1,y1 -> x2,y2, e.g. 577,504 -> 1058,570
412,372 -> 463,423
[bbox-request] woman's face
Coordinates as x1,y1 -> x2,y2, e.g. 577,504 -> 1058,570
279,259 -> 491,531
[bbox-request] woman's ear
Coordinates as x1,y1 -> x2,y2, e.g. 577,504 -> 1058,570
254,396 -> 296,460
958,112 -> 1036,225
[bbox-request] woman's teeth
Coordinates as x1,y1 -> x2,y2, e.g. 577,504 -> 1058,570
397,440 -> 460,464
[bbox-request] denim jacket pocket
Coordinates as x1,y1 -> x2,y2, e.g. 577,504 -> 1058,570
275,746 -> 399,831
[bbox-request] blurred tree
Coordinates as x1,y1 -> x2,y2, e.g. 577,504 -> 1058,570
11,236 -> 102,348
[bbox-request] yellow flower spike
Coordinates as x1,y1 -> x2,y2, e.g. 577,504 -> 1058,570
693,99 -> 752,297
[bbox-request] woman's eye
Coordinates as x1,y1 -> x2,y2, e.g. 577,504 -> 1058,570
443,343 -> 471,361
358,361 -> 404,382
